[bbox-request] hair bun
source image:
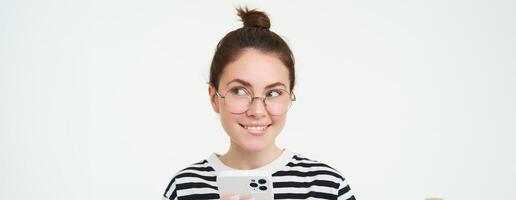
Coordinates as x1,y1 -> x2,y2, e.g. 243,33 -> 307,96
237,7 -> 271,29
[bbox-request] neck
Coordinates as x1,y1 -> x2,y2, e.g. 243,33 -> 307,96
219,143 -> 283,170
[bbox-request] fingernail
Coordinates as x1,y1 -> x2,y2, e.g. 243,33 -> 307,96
230,194 -> 240,200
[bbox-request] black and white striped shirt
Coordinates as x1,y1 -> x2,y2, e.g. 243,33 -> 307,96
162,149 -> 356,200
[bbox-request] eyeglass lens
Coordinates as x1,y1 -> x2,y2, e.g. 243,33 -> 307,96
222,87 -> 293,115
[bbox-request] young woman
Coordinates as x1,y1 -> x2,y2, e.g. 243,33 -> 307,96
162,7 -> 356,200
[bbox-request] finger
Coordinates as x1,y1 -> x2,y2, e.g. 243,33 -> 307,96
218,194 -> 239,200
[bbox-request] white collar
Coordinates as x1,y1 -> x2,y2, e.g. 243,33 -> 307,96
207,148 -> 294,174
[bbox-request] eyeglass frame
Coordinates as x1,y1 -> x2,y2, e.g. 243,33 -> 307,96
214,88 -> 296,115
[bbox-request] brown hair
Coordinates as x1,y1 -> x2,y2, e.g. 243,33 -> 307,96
209,7 -> 295,92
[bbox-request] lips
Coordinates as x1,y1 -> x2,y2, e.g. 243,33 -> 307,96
238,123 -> 271,136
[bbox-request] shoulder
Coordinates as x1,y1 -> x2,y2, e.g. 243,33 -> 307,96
276,152 -> 345,181
173,159 -> 217,183
273,152 -> 356,200
176,159 -> 216,176
162,159 -> 218,200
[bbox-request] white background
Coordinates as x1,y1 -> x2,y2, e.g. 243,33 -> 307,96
1,0 -> 515,200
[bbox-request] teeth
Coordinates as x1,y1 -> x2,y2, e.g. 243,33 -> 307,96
245,126 -> 267,131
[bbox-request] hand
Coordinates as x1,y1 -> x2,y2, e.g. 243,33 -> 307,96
219,194 -> 255,200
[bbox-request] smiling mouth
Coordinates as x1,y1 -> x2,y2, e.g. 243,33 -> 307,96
238,123 -> 271,135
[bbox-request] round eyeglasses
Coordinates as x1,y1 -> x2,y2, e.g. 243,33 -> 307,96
216,87 -> 296,116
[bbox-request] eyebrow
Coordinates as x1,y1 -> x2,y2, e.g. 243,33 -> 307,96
226,79 -> 287,90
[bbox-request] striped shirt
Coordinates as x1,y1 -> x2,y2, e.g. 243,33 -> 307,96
162,149 -> 356,200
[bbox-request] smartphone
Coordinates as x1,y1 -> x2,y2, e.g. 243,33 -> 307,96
216,170 -> 274,200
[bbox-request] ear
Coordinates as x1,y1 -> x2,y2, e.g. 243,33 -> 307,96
208,85 -> 220,113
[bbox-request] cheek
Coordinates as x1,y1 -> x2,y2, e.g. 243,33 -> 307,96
219,111 -> 242,132
272,115 -> 286,127
269,115 -> 287,136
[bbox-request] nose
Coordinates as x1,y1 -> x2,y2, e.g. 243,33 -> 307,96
246,97 -> 268,117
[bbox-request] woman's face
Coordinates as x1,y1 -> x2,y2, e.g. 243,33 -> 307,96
209,48 -> 291,152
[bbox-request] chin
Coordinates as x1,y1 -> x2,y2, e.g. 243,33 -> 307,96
242,140 -> 270,152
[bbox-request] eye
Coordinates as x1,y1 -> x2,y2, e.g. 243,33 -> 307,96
229,87 -> 248,96
266,89 -> 283,97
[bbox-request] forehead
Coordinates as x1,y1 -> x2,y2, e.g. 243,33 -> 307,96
220,49 -> 289,89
